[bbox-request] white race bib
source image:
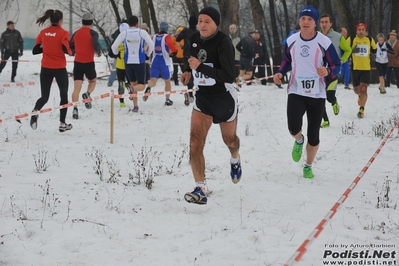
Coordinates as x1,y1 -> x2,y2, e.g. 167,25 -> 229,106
193,63 -> 216,86
296,75 -> 320,95
355,44 -> 369,57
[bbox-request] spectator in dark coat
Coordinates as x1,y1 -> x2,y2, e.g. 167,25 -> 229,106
252,30 -> 270,85
236,29 -> 256,84
176,15 -> 198,105
0,21 -> 24,82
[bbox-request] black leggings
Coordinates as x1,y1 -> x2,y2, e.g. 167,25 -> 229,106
34,67 -> 69,123
322,90 -> 337,121
0,50 -> 19,78
117,68 -> 129,103
172,57 -> 184,85
287,94 -> 325,146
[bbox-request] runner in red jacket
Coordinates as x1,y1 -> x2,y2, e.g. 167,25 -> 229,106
30,9 -> 73,132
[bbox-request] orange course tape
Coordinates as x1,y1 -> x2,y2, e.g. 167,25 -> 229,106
284,122 -> 398,266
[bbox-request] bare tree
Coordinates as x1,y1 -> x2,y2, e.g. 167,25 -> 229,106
140,0 -> 151,29
123,0 -> 133,19
334,0 -> 355,37
218,0 -> 239,35
148,0 -> 159,33
390,0 -> 399,31
268,0 -> 282,67
281,0 -> 291,36
109,0 -> 122,24
0,0 -> 21,22
185,0 -> 199,17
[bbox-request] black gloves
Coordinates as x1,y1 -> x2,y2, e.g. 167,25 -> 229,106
108,47 -> 119,59
19,51 -> 23,57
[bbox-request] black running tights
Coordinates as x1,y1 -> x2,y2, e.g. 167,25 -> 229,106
34,67 -> 69,123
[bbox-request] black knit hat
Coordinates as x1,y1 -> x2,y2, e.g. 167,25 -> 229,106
199,7 -> 220,26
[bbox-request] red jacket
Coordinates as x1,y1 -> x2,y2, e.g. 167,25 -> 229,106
70,27 -> 101,63
33,25 -> 72,69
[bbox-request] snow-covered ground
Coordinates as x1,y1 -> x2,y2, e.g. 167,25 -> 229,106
0,52 -> 398,266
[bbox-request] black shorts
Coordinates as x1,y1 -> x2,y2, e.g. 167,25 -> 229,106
73,62 -> 97,81
352,70 -> 371,87
125,63 -> 146,84
239,57 -> 253,71
375,62 -> 388,77
194,89 -> 238,124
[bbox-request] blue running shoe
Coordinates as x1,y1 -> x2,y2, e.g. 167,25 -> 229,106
184,187 -> 207,204
230,161 -> 242,184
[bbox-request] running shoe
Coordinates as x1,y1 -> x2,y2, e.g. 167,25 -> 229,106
184,93 -> 190,106
292,136 -> 304,162
357,107 -> 364,118
30,111 -> 39,130
59,123 -> 73,132
332,102 -> 340,115
143,87 -> 151,101
165,99 -> 173,106
320,121 -> 330,128
230,161 -> 242,184
82,92 -> 92,109
303,166 -> 314,179
184,187 -> 207,204
72,108 -> 79,119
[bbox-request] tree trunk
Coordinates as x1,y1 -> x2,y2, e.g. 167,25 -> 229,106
249,0 -> 264,33
268,0 -> 282,73
123,0 -> 133,19
185,0 -> 199,16
334,0 -> 355,38
139,0 -> 151,28
218,0 -> 239,34
109,0 -> 121,24
281,0 -> 290,36
390,0 -> 399,31
306,0 -> 320,9
148,0 -> 158,33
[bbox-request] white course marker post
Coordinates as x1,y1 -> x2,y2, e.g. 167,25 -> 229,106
110,90 -> 114,144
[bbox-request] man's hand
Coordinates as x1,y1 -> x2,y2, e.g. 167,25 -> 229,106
273,73 -> 283,85
19,51 -> 23,57
317,67 -> 329,77
188,56 -> 201,70
180,72 -> 192,86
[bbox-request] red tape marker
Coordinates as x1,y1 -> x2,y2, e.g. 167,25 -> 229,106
284,121 -> 398,266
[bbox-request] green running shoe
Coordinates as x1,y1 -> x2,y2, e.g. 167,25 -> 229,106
292,138 -> 303,162
320,121 -> 330,128
332,102 -> 340,115
303,166 -> 314,179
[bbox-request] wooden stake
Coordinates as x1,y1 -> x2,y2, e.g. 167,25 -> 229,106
110,90 -> 114,144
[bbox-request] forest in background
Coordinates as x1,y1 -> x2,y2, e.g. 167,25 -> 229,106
1,0 -> 398,70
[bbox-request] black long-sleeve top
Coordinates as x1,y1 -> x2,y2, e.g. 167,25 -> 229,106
185,30 -> 235,94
